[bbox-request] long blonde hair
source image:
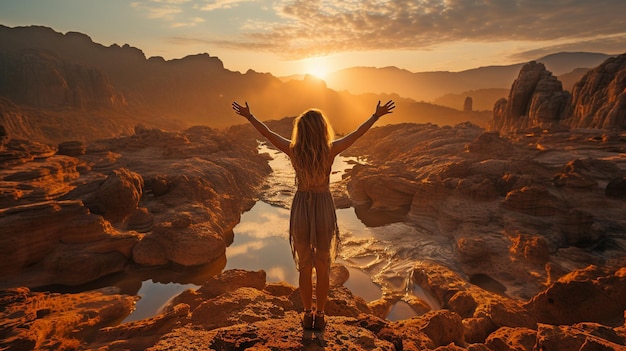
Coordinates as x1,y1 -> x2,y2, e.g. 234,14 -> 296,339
290,109 -> 334,185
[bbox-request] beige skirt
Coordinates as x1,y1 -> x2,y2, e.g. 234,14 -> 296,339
289,189 -> 339,271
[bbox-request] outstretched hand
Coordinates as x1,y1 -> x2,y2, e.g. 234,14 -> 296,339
232,101 -> 252,119
374,100 -> 395,118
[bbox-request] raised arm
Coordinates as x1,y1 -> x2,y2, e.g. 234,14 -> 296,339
331,100 -> 395,155
232,101 -> 291,154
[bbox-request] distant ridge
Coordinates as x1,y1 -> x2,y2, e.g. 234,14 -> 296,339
324,52 -> 614,103
534,52 -> 614,75
0,25 -> 493,143
0,25 -> 619,144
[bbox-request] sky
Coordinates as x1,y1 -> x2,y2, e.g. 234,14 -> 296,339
2,0 -> 626,78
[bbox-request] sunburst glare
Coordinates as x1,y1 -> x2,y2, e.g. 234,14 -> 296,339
302,56 -> 333,79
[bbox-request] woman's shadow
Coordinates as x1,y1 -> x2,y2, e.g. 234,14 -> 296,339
301,329 -> 326,350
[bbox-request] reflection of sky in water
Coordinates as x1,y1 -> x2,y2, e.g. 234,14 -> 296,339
258,143 -> 362,208
224,201 -> 299,285
123,281 -> 196,323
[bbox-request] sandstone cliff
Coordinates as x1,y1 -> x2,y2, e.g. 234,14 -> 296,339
563,53 -> 626,129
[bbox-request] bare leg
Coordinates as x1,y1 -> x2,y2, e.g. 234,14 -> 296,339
314,255 -> 330,312
299,263 -> 313,310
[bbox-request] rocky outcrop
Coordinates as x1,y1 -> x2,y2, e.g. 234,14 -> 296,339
0,286 -> 136,351
0,125 -> 270,287
564,53 -> 626,129
492,61 -> 569,133
86,168 -> 143,224
132,213 -> 226,267
526,265 -> 626,326
0,200 -> 140,286
343,123 -> 626,303
347,164 -> 420,210
463,96 -> 473,112
57,140 -> 86,156
493,53 -> 626,133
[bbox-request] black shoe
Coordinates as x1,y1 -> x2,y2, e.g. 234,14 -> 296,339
302,310 -> 314,330
314,311 -> 326,330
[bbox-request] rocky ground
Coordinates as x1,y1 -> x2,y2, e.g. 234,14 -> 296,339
1,266 -> 625,350
1,120 -> 626,350
0,124 -> 269,288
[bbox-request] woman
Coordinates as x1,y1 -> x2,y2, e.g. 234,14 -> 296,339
232,100 -> 395,330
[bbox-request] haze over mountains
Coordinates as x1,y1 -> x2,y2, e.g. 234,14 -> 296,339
0,25 -> 616,144
323,52 -> 611,110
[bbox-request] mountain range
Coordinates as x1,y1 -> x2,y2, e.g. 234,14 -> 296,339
322,52 -> 611,110
0,25 -> 617,144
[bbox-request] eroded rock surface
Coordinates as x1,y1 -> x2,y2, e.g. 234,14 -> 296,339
0,125 -> 270,287
3,267 -> 624,350
565,53 -> 626,129
343,122 -> 626,304
493,61 -> 569,133
0,287 -> 136,351
492,53 -> 626,134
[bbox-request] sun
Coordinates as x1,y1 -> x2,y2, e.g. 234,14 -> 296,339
302,56 -> 331,80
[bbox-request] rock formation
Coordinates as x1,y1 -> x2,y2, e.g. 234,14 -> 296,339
492,61 -> 570,133
343,122 -> 626,304
564,53 -> 626,129
493,53 -> 626,133
463,96 -> 473,112
0,286 -> 137,350
0,125 -> 270,287
1,119 -> 625,349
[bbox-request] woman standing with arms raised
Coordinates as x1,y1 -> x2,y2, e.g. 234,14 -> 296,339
232,100 -> 395,330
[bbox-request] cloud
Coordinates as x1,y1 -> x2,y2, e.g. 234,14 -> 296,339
147,0 -> 192,3
227,240 -> 265,257
171,16 -> 205,27
196,0 -> 254,11
266,266 -> 287,282
147,6 -> 183,20
509,34 -> 626,61
220,0 -> 626,59
131,0 -> 207,28
166,36 -> 212,45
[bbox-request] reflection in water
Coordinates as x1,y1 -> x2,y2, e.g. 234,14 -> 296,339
35,255 -> 227,324
353,204 -> 409,228
387,300 -> 418,321
341,265 -> 382,302
123,281 -> 196,322
224,201 -> 299,285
